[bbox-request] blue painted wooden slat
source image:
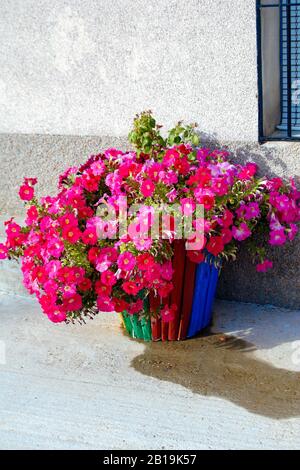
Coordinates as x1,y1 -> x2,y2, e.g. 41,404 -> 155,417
187,257 -> 220,338
195,262 -> 211,333
187,261 -> 208,337
203,261 -> 219,329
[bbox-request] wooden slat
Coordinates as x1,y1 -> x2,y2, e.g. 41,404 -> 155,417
177,256 -> 197,340
168,240 -> 186,341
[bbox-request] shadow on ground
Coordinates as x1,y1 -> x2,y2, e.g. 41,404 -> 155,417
131,330 -> 300,419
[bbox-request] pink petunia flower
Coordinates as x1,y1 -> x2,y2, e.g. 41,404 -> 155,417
97,295 -> 115,312
269,213 -> 283,231
82,228 -> 98,245
162,148 -> 180,167
221,228 -> 233,244
90,160 -> 105,176
62,293 -> 83,312
25,205 -> 39,226
272,194 -> 290,212
161,304 -> 177,323
137,253 -> 155,271
180,198 -> 195,216
122,281 -> 140,296
235,204 -> 247,219
45,260 -> 62,279
78,278 -> 92,291
5,221 -> 21,237
47,238 -> 65,258
232,223 -> 252,241
113,297 -> 129,313
244,202 -> 260,220
47,307 -> 67,323
101,270 -> 117,286
211,177 -> 228,196
62,227 -> 81,244
58,212 -> 78,229
43,280 -> 59,296
127,299 -> 144,315
238,162 -> 258,180
160,261 -> 174,281
288,223 -> 298,241
218,209 -> 234,228
133,238 -> 153,251
157,281 -> 174,298
95,280 -> 112,296
194,188 -> 215,210
0,243 -> 8,259
140,179 -> 155,197
269,229 -> 287,246
117,252 -> 136,271
148,162 -> 163,182
19,184 -> 34,201
206,236 -> 224,256
256,260 -> 273,273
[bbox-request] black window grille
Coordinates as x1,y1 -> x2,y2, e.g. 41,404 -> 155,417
257,0 -> 300,141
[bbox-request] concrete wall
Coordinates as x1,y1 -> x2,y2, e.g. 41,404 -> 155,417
0,0 -> 299,308
0,0 -> 258,140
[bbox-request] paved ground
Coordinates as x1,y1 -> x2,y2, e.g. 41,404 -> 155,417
0,291 -> 300,449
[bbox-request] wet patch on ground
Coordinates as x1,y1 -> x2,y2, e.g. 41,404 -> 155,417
130,330 -> 300,419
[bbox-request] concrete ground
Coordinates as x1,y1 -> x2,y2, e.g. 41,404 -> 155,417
0,291 -> 300,450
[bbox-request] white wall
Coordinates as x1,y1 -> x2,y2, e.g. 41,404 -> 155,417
0,0 -> 258,141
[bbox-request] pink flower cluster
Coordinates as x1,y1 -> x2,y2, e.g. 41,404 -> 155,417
1,143 -> 299,324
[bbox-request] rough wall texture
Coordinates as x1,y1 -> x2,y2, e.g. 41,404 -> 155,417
0,0 -> 258,140
0,0 -> 299,308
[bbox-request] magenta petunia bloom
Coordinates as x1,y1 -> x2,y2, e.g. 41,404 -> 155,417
81,228 -> 98,245
97,296 -> 115,312
0,243 -> 8,259
206,236 -> 224,257
269,229 -> 287,246
19,184 -> 34,201
117,251 -> 136,271
101,270 -> 117,287
245,202 -> 260,220
140,179 -> 155,197
232,222 -> 252,241
62,227 -> 81,244
256,260 -> 273,273
47,307 -> 67,323
122,280 -> 140,296
62,293 -> 83,312
161,304 -> 177,323
136,253 -> 155,271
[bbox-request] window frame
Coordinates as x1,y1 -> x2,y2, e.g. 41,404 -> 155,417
256,0 -> 300,142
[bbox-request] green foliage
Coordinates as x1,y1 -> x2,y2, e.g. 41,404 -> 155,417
128,110 -> 200,158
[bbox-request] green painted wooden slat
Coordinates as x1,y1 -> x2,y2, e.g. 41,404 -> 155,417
141,316 -> 152,341
122,312 -> 133,337
130,314 -> 144,339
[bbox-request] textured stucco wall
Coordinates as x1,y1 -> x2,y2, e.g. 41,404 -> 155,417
0,0 -> 300,308
0,0 -> 258,141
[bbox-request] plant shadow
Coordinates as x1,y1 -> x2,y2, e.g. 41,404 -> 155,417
131,329 -> 300,419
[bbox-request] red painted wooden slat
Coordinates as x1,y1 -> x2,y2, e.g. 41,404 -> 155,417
150,291 -> 161,341
178,256 -> 197,340
168,240 -> 186,340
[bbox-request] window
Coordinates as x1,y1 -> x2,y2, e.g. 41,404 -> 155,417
257,0 -> 300,141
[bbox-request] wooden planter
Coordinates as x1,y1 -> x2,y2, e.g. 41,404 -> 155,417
121,242 -> 220,342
